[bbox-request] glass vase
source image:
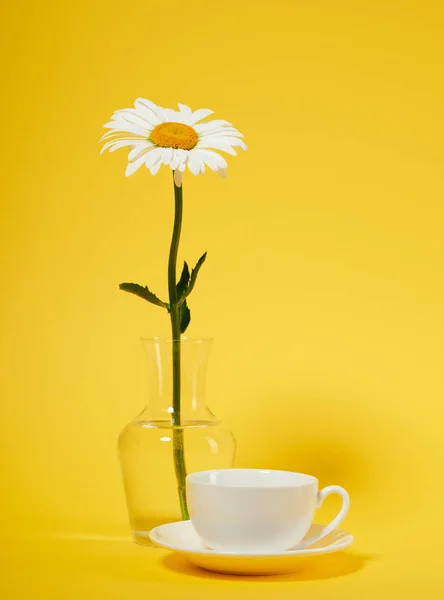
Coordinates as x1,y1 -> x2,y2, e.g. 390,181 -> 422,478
118,337 -> 236,545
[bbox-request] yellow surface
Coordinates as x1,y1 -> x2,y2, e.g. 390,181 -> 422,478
1,0 -> 444,597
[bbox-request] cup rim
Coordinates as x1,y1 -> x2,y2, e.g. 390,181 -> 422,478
186,468 -> 318,489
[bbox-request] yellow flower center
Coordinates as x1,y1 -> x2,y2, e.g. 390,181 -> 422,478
150,122 -> 198,150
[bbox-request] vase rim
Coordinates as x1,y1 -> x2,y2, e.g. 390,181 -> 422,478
140,336 -> 214,344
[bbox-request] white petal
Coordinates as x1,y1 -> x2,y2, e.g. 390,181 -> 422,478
162,147 -> 174,165
198,119 -> 233,129
128,143 -> 154,162
174,169 -> 183,187
186,149 -> 227,174
197,136 -> 247,154
168,149 -> 188,170
112,109 -> 154,131
150,161 -> 163,175
100,130 -> 121,142
196,123 -> 244,137
100,129 -> 147,142
187,151 -> 203,176
204,134 -> 247,148
177,103 -> 193,124
125,157 -> 145,177
200,149 -> 228,170
191,108 -> 214,124
135,98 -> 166,122
144,148 -> 163,168
103,120 -> 148,137
101,139 -> 147,154
195,123 -> 243,138
177,149 -> 188,162
161,108 -> 178,122
170,150 -> 181,170
134,100 -> 162,126
178,154 -> 188,172
197,139 -> 237,156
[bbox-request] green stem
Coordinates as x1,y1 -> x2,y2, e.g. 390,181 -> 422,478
168,173 -> 189,520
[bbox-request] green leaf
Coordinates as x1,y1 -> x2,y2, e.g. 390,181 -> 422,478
179,299 -> 191,334
178,252 -> 207,305
176,261 -> 190,300
119,283 -> 168,309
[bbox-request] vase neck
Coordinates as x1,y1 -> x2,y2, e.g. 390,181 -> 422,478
138,338 -> 216,424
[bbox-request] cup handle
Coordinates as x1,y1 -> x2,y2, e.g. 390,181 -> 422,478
297,485 -> 350,549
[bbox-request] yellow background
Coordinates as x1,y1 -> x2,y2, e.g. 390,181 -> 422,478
1,0 -> 444,597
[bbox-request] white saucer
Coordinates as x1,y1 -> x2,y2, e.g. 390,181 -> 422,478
149,521 -> 353,575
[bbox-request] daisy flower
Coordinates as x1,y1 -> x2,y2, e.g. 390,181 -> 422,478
101,98 -> 247,521
100,98 -> 246,186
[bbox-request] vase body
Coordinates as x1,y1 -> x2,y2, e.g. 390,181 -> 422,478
118,338 -> 236,545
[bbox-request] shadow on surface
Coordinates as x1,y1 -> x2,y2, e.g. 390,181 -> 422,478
17,535 -> 375,585
161,551 -> 372,582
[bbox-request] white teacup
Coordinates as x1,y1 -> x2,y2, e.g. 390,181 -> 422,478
186,469 -> 350,553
